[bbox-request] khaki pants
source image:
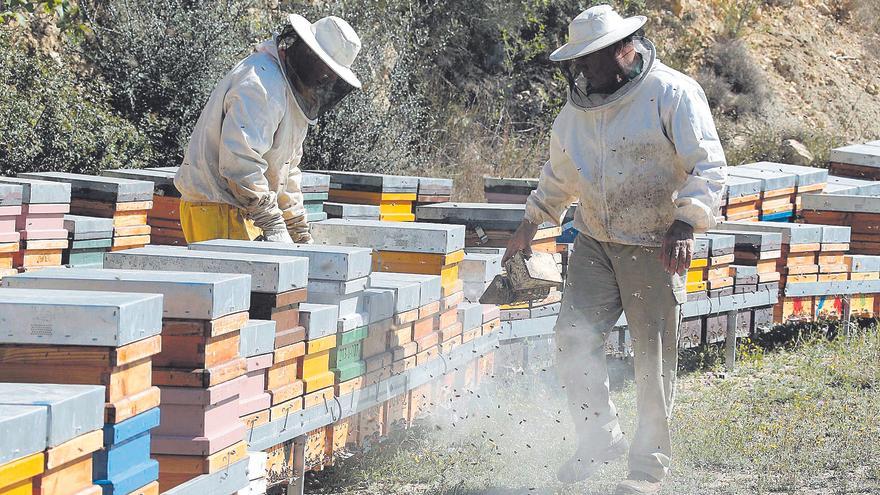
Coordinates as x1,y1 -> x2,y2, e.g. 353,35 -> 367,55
555,233 -> 685,480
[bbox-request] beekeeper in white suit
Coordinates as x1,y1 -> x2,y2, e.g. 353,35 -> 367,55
504,5 -> 727,494
175,14 -> 362,244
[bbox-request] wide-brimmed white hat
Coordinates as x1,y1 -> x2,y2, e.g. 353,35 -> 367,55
288,13 -> 362,89
550,5 -> 647,62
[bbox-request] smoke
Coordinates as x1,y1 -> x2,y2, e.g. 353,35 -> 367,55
413,335 -> 638,495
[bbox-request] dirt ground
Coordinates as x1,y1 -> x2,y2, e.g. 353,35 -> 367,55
307,328 -> 880,495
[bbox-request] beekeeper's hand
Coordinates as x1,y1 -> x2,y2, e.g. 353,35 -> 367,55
249,199 -> 294,244
285,213 -> 313,244
661,219 -> 694,275
502,219 -> 539,264
261,228 -> 295,243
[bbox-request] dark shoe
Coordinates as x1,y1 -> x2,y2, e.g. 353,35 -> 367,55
556,436 -> 629,484
615,471 -> 663,494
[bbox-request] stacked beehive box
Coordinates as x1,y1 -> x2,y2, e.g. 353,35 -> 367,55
415,177 -> 453,207
810,225 -> 852,319
704,234 -> 736,299
0,383 -> 106,495
716,221 -> 822,323
302,172 -> 330,223
460,251 -> 502,303
740,162 -> 827,217
0,288 -> 164,495
323,202 -> 381,220
238,320 -> 276,431
710,228 -> 782,332
0,177 -> 71,273
315,171 -> 418,222
728,166 -> 797,222
829,143 -> 880,180
313,220 -> 465,376
62,215 -> 113,268
680,238 -> 710,347
685,237 -> 711,301
186,240 -> 376,428
822,175 -> 880,196
20,172 -> 153,251
483,177 -> 537,203
102,168 -> 184,246
846,255 -> 880,318
0,183 -> 22,278
702,234 -> 738,342
721,175 -> 761,221
102,247 -> 308,490
2,269 -> 264,493
801,194 -> 880,255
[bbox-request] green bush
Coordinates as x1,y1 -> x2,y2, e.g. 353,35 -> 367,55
77,0 -> 261,168
0,27 -> 151,176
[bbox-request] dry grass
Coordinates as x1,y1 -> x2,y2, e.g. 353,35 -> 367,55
309,327 -> 880,494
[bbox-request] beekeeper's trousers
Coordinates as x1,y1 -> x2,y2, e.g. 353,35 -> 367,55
555,233 -> 685,481
180,200 -> 262,244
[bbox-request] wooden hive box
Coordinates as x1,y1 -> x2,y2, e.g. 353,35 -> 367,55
102,168 -> 184,246
19,172 -> 154,251
829,143 -> 880,181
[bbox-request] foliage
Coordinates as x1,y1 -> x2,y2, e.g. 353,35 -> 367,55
0,0 -> 87,35
0,27 -> 151,176
76,0 -> 261,168
697,38 -> 770,119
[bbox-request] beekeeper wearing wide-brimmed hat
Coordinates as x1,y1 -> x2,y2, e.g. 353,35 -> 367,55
175,14 -> 362,244
503,5 -> 727,494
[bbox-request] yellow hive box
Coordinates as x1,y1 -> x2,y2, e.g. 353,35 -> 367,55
775,297 -> 814,323
689,258 -> 708,269
850,272 -> 880,281
377,202 -> 415,215
686,268 -> 706,284
300,350 -> 332,380
305,335 -> 337,354
378,213 -> 415,222
685,281 -> 707,293
373,250 -> 465,268
0,453 -> 44,495
303,369 -> 335,393
850,294 -> 875,317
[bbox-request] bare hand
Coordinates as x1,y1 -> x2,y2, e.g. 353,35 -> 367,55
661,220 -> 694,275
502,220 -> 540,264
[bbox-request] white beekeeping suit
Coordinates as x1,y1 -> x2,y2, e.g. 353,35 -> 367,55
175,14 -> 362,244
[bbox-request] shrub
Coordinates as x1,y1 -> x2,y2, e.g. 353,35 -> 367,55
698,38 -> 771,119
77,0 -> 261,168
0,27 -> 151,176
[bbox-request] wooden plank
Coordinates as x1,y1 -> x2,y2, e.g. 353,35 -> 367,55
105,386 -> 160,424
0,357 -> 152,403
162,312 -> 249,338
152,358 -> 246,388
45,430 -> 102,471
33,453 -> 93,495
153,440 -> 247,476
269,398 -> 303,422
155,331 -> 240,370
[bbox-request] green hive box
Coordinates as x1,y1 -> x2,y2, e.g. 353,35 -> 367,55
330,340 -> 363,368
332,360 -> 367,382
338,325 -> 369,346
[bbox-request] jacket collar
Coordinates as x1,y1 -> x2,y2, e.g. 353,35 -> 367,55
568,37 -> 657,112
